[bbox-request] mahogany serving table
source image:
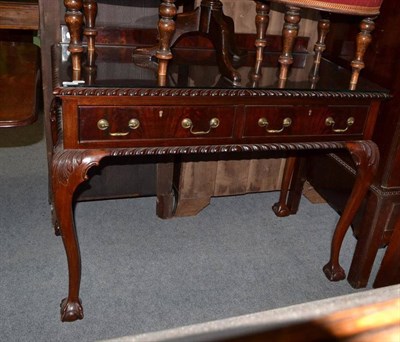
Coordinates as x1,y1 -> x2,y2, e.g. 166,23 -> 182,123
51,43 -> 389,321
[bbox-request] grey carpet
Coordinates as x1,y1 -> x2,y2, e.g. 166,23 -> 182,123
0,114 -> 383,341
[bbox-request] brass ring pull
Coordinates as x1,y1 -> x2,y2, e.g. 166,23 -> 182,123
258,117 -> 292,133
181,117 -> 220,135
97,118 -> 140,136
325,116 -> 354,133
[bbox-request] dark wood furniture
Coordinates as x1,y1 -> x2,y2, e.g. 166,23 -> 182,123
255,0 -> 383,90
0,0 -> 39,127
38,1 -> 164,202
0,40 -> 40,127
155,0 -> 247,85
0,0 -> 39,30
54,0 -> 310,208
374,218 -> 400,287
305,0 -> 400,288
63,0 -> 248,85
210,297 -> 400,341
51,38 -> 388,321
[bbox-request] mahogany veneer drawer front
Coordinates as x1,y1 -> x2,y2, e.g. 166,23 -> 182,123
243,105 -> 369,138
78,106 -> 235,144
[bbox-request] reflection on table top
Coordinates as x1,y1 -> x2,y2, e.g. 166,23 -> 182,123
52,44 -> 388,94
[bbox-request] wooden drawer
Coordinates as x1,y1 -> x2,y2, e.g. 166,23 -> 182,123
79,106 -> 235,143
242,105 -> 369,138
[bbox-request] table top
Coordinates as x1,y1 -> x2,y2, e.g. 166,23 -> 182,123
53,44 -> 389,99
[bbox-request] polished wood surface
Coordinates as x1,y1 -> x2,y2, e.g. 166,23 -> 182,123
222,297 -> 400,342
56,0 -> 312,207
0,0 -> 39,30
62,0 -> 247,84
50,42 -> 388,321
0,40 -> 40,127
374,217 -> 400,287
0,1 -> 39,128
40,0 -> 308,206
253,0 -> 383,90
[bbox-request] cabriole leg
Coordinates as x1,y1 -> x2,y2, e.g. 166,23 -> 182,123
52,149 -> 107,322
323,141 -> 379,281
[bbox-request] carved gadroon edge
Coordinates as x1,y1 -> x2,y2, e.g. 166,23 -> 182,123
105,141 -> 350,156
52,141 -> 353,186
53,87 -> 391,99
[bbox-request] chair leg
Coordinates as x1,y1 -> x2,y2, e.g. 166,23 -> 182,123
64,0 -> 84,81
156,0 -> 177,86
252,1 -> 270,84
278,6 -> 301,88
309,16 -> 330,88
349,17 -> 376,90
83,0 -> 98,52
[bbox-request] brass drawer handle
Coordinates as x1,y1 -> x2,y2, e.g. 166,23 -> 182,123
258,117 -> 292,133
325,116 -> 354,133
97,118 -> 140,136
181,117 -> 220,135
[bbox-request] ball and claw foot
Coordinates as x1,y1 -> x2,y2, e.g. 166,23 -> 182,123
60,298 -> 84,322
323,262 -> 346,281
272,202 -> 291,217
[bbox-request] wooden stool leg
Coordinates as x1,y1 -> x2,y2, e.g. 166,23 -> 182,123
273,156 -> 307,217
252,0 -> 270,83
278,6 -> 301,88
309,17 -> 330,87
64,0 -> 84,81
349,17 -> 376,90
323,141 -> 379,282
82,0 -> 97,85
83,0 -> 97,52
156,0 -> 177,86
